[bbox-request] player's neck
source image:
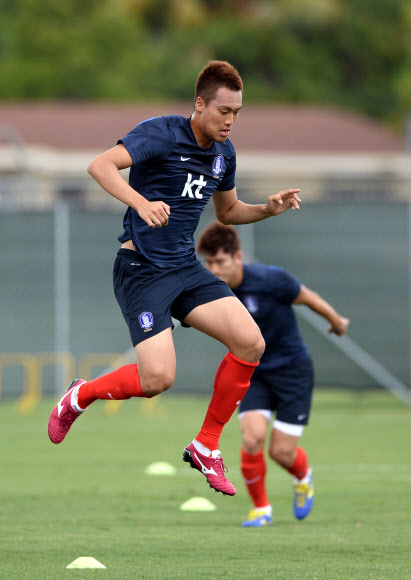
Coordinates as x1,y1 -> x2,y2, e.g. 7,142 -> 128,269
229,265 -> 244,289
190,114 -> 213,148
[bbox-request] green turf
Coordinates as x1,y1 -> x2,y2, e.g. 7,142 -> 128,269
0,389 -> 410,580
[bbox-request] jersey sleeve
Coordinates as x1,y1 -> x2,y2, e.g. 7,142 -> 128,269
217,144 -> 236,191
268,266 -> 301,304
117,117 -> 176,165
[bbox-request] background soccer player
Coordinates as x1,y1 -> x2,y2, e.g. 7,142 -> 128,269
48,61 -> 302,497
198,222 -> 349,522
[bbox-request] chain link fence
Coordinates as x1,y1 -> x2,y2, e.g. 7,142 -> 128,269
1,169 -> 410,404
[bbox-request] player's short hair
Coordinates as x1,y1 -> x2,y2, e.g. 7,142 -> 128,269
197,221 -> 241,256
195,61 -> 243,104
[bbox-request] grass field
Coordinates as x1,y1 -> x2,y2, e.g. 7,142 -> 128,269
0,389 -> 410,580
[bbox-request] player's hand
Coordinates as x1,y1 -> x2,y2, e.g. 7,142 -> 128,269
329,317 -> 350,336
136,200 -> 171,228
265,189 -> 301,216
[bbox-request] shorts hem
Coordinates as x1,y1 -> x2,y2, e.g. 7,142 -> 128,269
131,321 -> 174,347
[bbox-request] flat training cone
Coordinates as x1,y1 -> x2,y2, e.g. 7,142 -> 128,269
180,497 -> 216,511
66,557 -> 106,569
144,461 -> 177,475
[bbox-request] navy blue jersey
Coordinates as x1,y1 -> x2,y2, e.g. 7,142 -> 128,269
233,263 -> 311,374
117,115 -> 236,268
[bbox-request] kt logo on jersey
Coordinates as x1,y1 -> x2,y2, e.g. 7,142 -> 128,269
181,174 -> 207,199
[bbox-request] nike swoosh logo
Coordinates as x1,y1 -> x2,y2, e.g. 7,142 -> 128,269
243,476 -> 261,485
180,156 -> 191,161
298,414 -> 307,420
58,401 -> 64,416
194,451 -> 217,476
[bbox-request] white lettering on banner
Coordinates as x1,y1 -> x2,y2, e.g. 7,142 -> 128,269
181,173 -> 207,199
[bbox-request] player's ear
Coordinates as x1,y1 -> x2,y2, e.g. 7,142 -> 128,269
195,97 -> 205,112
234,250 -> 243,263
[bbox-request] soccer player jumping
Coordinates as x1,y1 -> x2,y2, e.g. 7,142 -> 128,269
198,222 -> 349,520
48,61 -> 302,497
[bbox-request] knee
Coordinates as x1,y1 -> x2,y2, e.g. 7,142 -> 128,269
242,432 -> 265,455
248,332 -> 265,362
140,370 -> 174,397
235,331 -> 265,364
269,444 -> 295,468
255,334 -> 265,360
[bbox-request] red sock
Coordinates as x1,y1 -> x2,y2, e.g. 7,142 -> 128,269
241,448 -> 269,509
286,447 -> 309,480
77,364 -> 148,408
195,352 -> 258,451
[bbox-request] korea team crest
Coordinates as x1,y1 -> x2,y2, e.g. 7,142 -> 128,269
138,311 -> 154,331
244,296 -> 259,314
212,155 -> 224,176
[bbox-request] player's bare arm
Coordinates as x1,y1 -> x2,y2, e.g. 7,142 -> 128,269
294,285 -> 350,336
87,144 -> 170,228
213,188 -> 301,225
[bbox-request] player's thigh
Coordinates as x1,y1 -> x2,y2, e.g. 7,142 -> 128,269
114,249 -> 181,346
135,327 -> 176,391
183,296 -> 264,361
239,411 -> 270,453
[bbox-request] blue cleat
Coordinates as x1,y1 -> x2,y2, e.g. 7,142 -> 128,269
293,468 -> 314,520
241,508 -> 272,528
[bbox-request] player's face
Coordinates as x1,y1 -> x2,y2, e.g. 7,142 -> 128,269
193,87 -> 242,147
204,249 -> 243,288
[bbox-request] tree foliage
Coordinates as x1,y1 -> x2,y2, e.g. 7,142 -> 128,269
0,0 -> 410,125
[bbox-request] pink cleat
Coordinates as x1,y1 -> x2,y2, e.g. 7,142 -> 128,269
48,379 -> 86,444
182,442 -> 236,496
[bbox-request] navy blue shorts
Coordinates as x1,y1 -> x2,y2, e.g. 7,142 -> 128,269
239,359 -> 314,426
113,249 -> 235,346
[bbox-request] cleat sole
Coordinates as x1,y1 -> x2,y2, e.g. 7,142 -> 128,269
182,448 -> 196,469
